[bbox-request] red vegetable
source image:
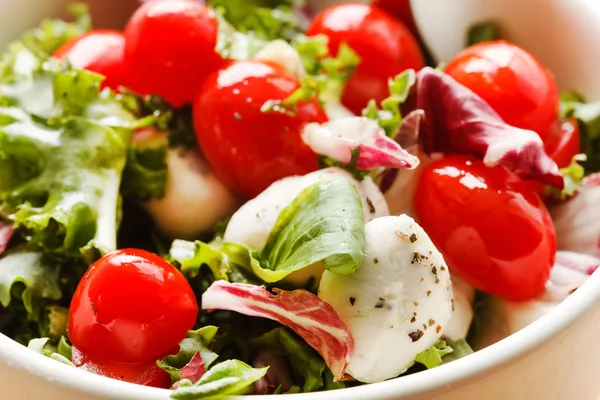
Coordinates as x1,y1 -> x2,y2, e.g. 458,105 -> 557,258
178,352 -> 205,385
372,0 -> 419,37
193,60 -> 326,199
0,220 -> 14,256
415,67 -> 563,188
68,249 -> 198,364
72,346 -> 171,388
444,41 -> 559,142
545,119 -> 581,169
124,0 -> 224,106
307,3 -> 424,115
414,155 -> 557,301
201,281 -> 353,380
53,30 -> 128,91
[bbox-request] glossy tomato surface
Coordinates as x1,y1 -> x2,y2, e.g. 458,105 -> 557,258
545,118 -> 581,168
54,30 -> 128,91
194,60 -> 326,199
307,3 -> 424,115
71,346 -> 171,388
124,0 -> 224,107
414,155 -> 556,301
445,41 -> 559,142
68,249 -> 198,364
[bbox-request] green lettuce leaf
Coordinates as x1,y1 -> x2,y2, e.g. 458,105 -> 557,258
560,91 -> 600,172
442,338 -> 474,363
362,69 -> 416,137
466,21 -> 501,46
260,179 -> 365,278
0,48 -> 136,257
251,327 -> 325,392
170,359 -> 268,400
547,153 -> 587,201
159,326 -> 220,384
414,340 -> 454,370
27,336 -> 74,366
0,250 -> 61,312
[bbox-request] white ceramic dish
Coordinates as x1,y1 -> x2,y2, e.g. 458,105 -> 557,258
1,0 -> 600,399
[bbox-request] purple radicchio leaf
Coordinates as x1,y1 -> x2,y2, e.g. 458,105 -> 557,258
0,220 -> 14,256
301,116 -> 420,170
414,67 -> 563,189
177,351 -> 205,385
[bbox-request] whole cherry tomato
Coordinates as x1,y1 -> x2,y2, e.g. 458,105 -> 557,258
124,0 -> 225,107
445,41 -> 559,142
54,30 -> 128,91
414,155 -> 556,301
193,60 -> 326,199
71,346 -> 171,388
68,249 -> 198,364
307,3 -> 424,115
545,118 -> 581,169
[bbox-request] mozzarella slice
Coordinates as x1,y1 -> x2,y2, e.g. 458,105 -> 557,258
224,167 -> 389,251
444,274 -> 475,341
143,149 -> 240,240
318,215 -> 454,383
254,40 -> 306,79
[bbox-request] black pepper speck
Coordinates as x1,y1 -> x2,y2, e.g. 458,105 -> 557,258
373,257 -> 379,264
349,297 -> 356,306
409,233 -> 417,243
409,330 -> 424,342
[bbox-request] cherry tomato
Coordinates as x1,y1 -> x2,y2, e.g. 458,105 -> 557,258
54,30 -> 128,91
414,155 -> 556,301
372,0 -> 419,38
72,346 -> 171,388
307,4 -> 424,115
193,60 -> 326,199
444,41 -> 559,142
68,249 -> 198,364
545,118 -> 581,168
124,0 -> 224,107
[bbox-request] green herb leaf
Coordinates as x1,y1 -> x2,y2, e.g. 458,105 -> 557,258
260,178 -> 365,279
547,153 -> 587,201
414,340 -> 454,369
27,337 -> 75,367
251,327 -> 325,392
170,240 -> 232,282
362,69 -> 416,137
442,338 -> 474,363
466,21 -> 501,46
170,359 -> 268,400
159,326 -> 220,384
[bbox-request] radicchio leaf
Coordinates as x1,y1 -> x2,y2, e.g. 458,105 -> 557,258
201,281 -> 353,381
415,67 -> 563,188
179,352 -> 206,385
0,221 -> 14,256
302,116 -> 420,170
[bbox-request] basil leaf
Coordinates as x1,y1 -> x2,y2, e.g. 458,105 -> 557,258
170,359 -> 268,400
260,178 -> 365,278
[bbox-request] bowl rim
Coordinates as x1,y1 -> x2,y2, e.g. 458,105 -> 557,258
2,268 -> 599,399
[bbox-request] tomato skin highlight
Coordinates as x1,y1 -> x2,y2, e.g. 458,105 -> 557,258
193,60 -> 326,199
53,30 -> 128,91
68,249 -> 198,364
124,0 -> 224,107
307,3 -> 424,115
414,155 -> 556,301
545,118 -> 581,169
444,41 -> 559,142
71,346 -> 171,388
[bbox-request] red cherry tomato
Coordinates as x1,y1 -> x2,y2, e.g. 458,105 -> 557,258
372,0 -> 419,37
124,0 -> 224,107
545,118 -> 581,168
193,60 -> 326,199
414,155 -> 556,301
72,346 -> 171,388
68,249 -> 198,364
307,3 -> 424,115
53,30 -> 128,91
445,41 -> 559,142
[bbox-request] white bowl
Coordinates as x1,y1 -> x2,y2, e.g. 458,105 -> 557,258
2,0 -> 600,399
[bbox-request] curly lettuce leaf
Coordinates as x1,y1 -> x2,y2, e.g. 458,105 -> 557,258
159,326 -> 220,385
442,338 -> 474,363
362,69 -> 416,137
560,91 -> 600,172
0,50 -> 136,257
547,154 -> 587,201
414,340 -> 454,369
170,359 -> 268,400
27,336 -> 74,367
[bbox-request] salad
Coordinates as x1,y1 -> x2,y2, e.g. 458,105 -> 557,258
1,0 -> 600,398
